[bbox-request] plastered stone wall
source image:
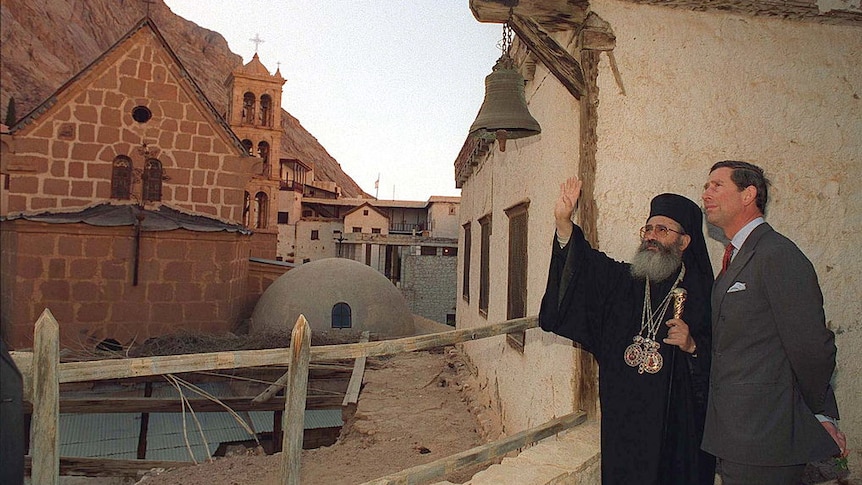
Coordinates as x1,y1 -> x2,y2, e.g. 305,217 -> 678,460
590,0 -> 862,467
457,67 -> 582,434
457,0 -> 861,471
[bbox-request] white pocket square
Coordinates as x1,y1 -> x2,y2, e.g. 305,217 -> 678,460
727,282 -> 747,293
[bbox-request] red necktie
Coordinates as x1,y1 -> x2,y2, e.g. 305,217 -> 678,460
721,243 -> 734,273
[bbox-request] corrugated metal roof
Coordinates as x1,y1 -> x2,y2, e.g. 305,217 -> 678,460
58,382 -> 343,462
59,413 -> 140,459
247,409 -> 342,432
2,203 -> 251,234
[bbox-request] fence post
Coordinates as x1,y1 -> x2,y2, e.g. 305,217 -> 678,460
31,308 -> 60,485
281,314 -> 311,485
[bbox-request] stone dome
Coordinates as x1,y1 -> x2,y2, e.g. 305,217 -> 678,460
250,258 -> 416,338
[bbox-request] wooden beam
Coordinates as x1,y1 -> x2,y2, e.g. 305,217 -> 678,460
579,12 -> 616,51
31,309 -> 60,485
469,0 -> 589,31
22,395 -> 344,414
342,331 -> 369,406
53,316 -> 537,383
309,316 -> 538,361
282,315 -> 311,485
137,382 -> 153,459
576,49 -> 601,418
359,411 -> 588,485
25,455 -> 193,478
509,13 -> 586,100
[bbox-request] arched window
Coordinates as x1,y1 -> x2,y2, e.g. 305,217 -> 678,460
254,191 -> 268,229
111,156 -> 133,199
142,158 -> 163,202
259,94 -> 272,127
243,191 -> 251,227
332,302 -> 352,329
242,92 -> 255,124
242,139 -> 253,156
257,141 -> 270,167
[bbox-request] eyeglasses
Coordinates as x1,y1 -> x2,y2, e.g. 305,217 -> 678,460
639,224 -> 685,238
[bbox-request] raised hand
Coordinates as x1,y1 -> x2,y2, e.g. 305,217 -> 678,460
555,176 -> 582,240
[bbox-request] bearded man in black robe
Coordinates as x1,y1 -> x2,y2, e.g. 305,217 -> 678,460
539,176 -> 715,485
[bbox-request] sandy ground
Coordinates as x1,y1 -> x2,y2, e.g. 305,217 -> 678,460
131,346 -> 498,485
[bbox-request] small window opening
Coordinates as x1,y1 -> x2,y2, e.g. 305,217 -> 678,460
332,302 -> 352,329
132,106 -> 152,123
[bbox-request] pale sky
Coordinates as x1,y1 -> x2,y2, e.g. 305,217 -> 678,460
162,1 -> 504,201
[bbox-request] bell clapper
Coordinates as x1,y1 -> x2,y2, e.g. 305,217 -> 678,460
495,130 -> 508,152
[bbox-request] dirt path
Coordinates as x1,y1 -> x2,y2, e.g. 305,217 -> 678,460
136,347 -> 496,485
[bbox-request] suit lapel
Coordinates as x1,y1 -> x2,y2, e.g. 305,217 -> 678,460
713,223 -> 773,310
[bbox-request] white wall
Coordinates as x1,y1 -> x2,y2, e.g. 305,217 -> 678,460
344,206 -> 389,235
457,0 -> 862,465
295,220 -> 343,262
457,62 -> 583,434
428,201 -> 461,238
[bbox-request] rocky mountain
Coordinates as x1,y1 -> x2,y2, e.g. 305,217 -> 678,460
0,0 -> 367,197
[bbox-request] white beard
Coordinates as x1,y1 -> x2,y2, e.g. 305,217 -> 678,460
630,239 -> 683,282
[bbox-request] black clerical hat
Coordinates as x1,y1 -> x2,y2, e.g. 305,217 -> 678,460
648,193 -> 713,279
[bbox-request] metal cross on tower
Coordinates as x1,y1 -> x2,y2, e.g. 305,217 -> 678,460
250,33 -> 265,53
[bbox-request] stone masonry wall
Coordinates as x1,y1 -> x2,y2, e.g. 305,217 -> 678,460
2,25 -> 250,223
0,221 -> 250,350
401,252 -> 457,324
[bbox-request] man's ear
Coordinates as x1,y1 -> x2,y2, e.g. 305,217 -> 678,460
742,185 -> 757,207
679,234 -> 691,252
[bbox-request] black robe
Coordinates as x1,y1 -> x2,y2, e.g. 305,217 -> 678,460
539,225 -> 714,485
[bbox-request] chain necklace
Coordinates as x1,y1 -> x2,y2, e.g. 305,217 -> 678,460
624,263 -> 685,374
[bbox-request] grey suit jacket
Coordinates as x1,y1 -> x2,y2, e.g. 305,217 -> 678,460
701,223 -> 839,465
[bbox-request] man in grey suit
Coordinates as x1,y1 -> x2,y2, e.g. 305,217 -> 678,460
700,160 -> 846,484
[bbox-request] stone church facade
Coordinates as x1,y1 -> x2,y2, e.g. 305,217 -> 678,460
0,14 -> 463,349
0,18 -> 254,349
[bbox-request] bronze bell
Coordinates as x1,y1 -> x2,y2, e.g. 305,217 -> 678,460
469,54 -> 541,152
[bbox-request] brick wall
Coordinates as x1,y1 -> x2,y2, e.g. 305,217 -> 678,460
0,220 -> 250,350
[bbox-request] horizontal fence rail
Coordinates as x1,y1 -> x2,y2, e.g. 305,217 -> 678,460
15,312 -> 563,484
21,395 -> 343,414
360,411 -> 587,485
12,316 -> 538,385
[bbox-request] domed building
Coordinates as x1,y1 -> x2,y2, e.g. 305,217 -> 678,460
250,258 -> 416,338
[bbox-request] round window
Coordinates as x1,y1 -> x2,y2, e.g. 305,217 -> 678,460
131,105 -> 152,123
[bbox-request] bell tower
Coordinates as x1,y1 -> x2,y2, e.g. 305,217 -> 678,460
226,53 -> 285,257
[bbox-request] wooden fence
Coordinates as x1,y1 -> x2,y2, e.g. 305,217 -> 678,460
11,308 -> 586,485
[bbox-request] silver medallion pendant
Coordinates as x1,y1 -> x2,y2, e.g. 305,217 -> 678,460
640,339 -> 663,374
624,336 -> 644,367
